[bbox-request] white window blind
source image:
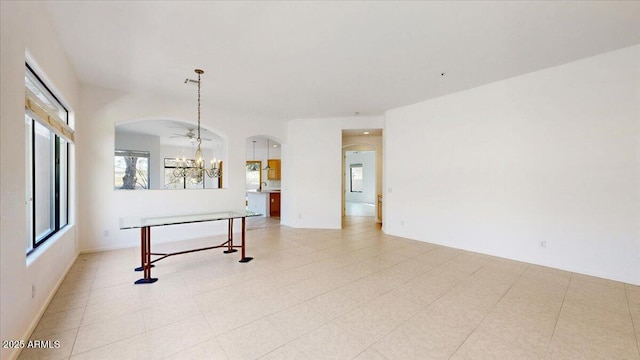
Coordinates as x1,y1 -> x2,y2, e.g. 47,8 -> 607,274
25,87 -> 74,143
24,71 -> 74,143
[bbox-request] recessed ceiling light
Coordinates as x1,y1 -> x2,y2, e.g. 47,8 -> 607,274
272,144 -> 278,147
363,131 -> 370,135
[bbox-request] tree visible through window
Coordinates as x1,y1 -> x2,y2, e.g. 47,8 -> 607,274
114,150 -> 149,189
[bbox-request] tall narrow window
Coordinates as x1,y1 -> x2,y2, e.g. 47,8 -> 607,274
350,164 -> 363,193
245,161 -> 262,191
25,64 -> 72,254
33,121 -> 54,240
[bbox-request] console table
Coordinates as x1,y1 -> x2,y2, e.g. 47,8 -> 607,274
119,211 -> 260,284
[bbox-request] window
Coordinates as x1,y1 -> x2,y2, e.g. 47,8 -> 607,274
350,164 -> 363,192
25,64 -> 71,254
163,158 -> 204,189
246,161 -> 262,190
114,150 -> 150,189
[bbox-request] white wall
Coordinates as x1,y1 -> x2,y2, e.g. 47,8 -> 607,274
282,116 -> 383,229
384,45 -> 640,285
1,2 -> 80,359
77,85 -> 287,252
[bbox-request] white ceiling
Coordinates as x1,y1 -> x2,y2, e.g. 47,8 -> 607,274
44,1 -> 640,120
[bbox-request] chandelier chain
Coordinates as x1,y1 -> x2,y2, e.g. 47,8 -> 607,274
171,68 -> 221,183
197,71 -> 202,144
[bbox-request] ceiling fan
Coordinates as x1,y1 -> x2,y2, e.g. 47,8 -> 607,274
170,129 -> 212,142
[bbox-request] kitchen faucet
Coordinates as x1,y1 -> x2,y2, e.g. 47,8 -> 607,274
258,182 -> 267,191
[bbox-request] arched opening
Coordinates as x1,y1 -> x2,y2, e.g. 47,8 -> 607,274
114,118 -> 226,190
245,135 -> 282,228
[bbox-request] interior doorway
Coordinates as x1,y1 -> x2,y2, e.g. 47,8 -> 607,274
344,151 -> 376,216
341,128 -> 383,224
245,136 -> 282,229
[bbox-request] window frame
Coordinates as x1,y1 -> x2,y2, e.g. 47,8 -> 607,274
26,64 -> 70,255
245,160 -> 262,190
350,163 -> 363,193
114,149 -> 151,190
163,157 -> 205,189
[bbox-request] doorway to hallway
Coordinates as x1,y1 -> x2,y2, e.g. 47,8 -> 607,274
342,128 -> 383,225
344,150 -> 376,216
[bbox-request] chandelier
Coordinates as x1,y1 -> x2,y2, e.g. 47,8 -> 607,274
173,69 -> 221,183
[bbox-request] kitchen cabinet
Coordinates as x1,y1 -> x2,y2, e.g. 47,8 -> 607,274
269,192 -> 281,217
267,159 -> 281,180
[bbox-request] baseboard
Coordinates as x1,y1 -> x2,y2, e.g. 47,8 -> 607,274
9,251 -> 79,360
79,242 -> 137,254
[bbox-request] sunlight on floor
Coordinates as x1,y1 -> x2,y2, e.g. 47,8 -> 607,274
345,201 -> 375,217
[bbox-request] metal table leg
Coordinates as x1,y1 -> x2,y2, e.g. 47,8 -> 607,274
224,217 -> 237,253
135,226 -> 158,284
239,216 -> 253,263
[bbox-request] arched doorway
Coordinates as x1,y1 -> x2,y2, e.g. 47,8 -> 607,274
245,135 -> 282,229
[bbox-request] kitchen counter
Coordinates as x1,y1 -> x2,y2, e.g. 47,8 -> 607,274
246,190 -> 281,216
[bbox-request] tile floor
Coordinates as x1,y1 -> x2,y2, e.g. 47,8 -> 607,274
245,216 -> 281,231
345,202 -> 376,217
18,217 -> 640,359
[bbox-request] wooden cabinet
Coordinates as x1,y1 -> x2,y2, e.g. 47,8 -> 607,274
269,192 -> 281,217
267,159 -> 281,180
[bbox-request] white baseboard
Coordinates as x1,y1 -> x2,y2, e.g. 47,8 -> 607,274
9,252 -> 79,360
